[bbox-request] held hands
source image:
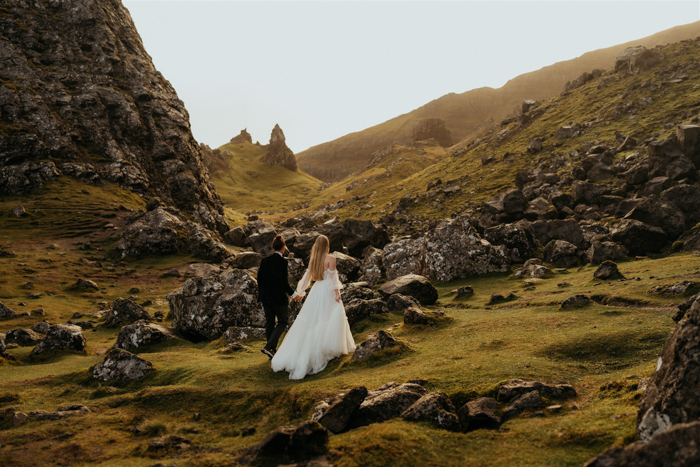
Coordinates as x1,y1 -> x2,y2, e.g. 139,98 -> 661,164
294,295 -> 303,302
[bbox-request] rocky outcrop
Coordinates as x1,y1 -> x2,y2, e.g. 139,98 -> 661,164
614,46 -> 658,74
497,379 -> 577,403
230,129 -> 253,145
104,298 -> 151,328
352,331 -> 399,360
458,397 -> 501,431
92,349 -> 154,383
543,240 -> 578,268
382,217 -> 509,281
636,296 -> 700,441
342,219 -> 390,257
358,246 -> 384,286
352,382 -> 428,427
345,299 -> 388,326
594,261 -> 624,280
115,207 -> 230,261
333,252 -> 361,283
261,124 -> 297,171
401,392 -> 460,432
0,302 -> 18,319
411,118 -> 452,147
168,268 -> 264,340
5,328 -> 42,347
244,421 -> 329,464
113,320 -> 182,351
611,219 -> 667,256
378,275 -> 438,305
31,324 -> 86,355
317,387 -> 368,433
0,0 -> 221,211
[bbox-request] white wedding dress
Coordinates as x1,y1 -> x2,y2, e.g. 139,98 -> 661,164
271,267 -> 356,380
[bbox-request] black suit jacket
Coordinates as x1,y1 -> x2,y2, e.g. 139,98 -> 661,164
257,253 -> 295,306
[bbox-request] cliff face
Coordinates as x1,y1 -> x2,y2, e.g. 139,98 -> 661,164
0,0 -> 222,212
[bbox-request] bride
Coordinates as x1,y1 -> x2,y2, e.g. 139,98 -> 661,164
271,235 -> 356,380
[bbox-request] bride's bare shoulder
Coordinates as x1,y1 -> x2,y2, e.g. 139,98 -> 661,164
325,254 -> 337,270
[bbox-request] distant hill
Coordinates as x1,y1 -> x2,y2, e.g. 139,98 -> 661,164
207,141 -> 322,219
297,21 -> 700,182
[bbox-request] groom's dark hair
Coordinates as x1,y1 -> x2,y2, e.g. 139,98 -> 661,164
272,235 -> 286,251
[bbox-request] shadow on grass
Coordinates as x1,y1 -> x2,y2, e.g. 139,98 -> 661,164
537,328 -> 669,366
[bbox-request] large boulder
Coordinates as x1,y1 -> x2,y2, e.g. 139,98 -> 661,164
345,299 -> 388,327
647,138 -> 697,181
223,225 -> 249,247
115,208 -> 230,261
352,331 -> 399,360
502,391 -> 543,421
584,421 -> 700,467
594,260 -> 624,280
114,320 -> 182,351
223,251 -> 263,270
317,387 -> 368,433
333,251 -> 361,283
624,198 -> 687,240
528,219 -> 585,249
676,124 -> 700,167
637,296 -> 700,441
571,180 -> 608,205
92,349 -> 154,383
378,275 -> 438,305
32,324 -> 86,355
676,225 -> 700,252
382,237 -> 427,280
352,382 -> 428,427
5,329 -> 43,347
586,241 -> 628,264
425,216 -> 510,281
611,219 -> 667,256
168,268 -> 263,340
661,185 -> 700,226
0,301 -> 18,319
246,421 -> 328,464
458,397 -> 501,431
543,240 -> 578,268
497,379 -> 577,403
342,219 -> 390,257
401,392 -> 460,432
104,298 -> 151,327
387,294 -> 420,311
247,221 -> 277,257
292,231 -> 321,259
358,246 -> 384,286
484,222 -> 537,263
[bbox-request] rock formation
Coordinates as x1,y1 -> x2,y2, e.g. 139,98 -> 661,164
261,124 -> 297,171
411,118 -> 452,147
230,129 -> 253,145
0,0 -> 221,212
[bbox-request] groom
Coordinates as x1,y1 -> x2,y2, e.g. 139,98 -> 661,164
257,235 -> 302,359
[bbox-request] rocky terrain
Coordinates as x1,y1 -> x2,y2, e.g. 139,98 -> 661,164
1,3 -> 700,466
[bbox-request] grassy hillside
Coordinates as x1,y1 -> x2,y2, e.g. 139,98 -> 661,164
210,141 -> 322,221
297,21 -> 700,182
2,205 -> 697,465
310,36 -> 700,223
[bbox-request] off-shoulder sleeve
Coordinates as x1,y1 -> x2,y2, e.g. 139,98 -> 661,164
328,269 -> 344,291
296,269 -> 311,297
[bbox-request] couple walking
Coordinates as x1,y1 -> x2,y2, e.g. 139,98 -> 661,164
257,234 -> 356,380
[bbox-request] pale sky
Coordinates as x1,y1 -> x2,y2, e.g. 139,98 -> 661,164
123,1 -> 699,152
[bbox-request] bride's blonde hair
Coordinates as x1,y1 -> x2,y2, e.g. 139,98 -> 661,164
309,235 -> 330,281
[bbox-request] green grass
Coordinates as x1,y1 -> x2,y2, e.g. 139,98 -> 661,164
210,141 -> 322,220
2,237 -> 696,465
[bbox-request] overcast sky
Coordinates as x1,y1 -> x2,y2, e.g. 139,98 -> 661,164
123,1 -> 699,152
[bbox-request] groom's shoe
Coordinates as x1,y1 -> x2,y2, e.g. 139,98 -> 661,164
261,348 -> 274,360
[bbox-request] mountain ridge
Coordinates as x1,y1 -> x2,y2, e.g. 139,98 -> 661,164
297,21 -> 700,182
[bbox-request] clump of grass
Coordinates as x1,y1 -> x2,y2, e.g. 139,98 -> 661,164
137,420 -> 168,437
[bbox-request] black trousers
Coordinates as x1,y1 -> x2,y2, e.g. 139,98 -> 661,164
263,302 -> 288,351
